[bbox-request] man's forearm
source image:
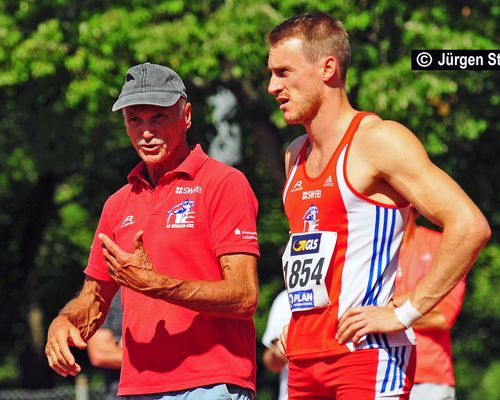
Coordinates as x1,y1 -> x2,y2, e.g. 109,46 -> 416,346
59,278 -> 117,341
149,275 -> 258,320
410,219 -> 489,315
99,231 -> 259,319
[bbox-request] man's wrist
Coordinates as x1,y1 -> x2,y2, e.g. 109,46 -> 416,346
394,299 -> 422,328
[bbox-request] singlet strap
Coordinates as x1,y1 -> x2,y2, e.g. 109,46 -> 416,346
294,111 -> 377,169
340,111 -> 377,148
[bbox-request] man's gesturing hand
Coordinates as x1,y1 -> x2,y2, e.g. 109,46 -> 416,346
99,231 -> 166,293
45,316 -> 86,377
336,305 -> 406,345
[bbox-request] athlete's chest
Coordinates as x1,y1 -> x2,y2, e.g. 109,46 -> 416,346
284,164 -> 346,233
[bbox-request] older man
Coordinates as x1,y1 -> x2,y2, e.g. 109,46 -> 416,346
46,63 -> 259,400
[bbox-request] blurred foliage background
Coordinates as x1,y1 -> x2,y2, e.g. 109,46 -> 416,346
0,1 -> 499,399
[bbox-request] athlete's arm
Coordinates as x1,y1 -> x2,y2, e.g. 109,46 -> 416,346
45,277 -> 119,376
284,135 -> 307,176
394,273 -> 466,331
393,294 -> 447,329
99,231 -> 258,320
337,121 -> 490,344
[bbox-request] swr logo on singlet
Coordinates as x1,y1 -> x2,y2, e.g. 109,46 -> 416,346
302,189 -> 322,200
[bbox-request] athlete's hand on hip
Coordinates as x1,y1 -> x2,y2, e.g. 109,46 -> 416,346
45,315 -> 86,377
99,231 -> 166,293
277,324 -> 289,358
336,305 -> 406,345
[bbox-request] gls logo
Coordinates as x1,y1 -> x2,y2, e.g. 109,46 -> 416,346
291,233 -> 321,256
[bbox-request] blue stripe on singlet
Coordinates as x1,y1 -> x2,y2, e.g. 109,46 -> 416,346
381,347 -> 394,393
372,209 -> 388,305
382,334 -> 390,348
373,209 -> 396,305
362,207 -> 381,306
399,346 -> 407,388
362,209 -> 398,349
390,347 -> 400,391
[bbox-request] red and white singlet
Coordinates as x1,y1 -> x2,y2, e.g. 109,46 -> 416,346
282,112 -> 415,360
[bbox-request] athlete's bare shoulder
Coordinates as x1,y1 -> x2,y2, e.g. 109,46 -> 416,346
358,116 -> 418,144
284,134 -> 308,176
355,117 -> 426,164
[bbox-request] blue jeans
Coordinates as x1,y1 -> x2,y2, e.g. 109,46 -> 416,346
121,384 -> 254,400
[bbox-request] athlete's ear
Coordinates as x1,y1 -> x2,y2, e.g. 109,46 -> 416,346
322,56 -> 337,82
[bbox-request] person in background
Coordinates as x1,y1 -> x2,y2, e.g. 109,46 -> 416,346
262,289 -> 292,400
395,210 -> 465,400
87,290 -> 123,400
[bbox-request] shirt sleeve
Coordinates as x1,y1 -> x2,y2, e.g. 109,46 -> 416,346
208,171 -> 260,258
262,290 -> 292,348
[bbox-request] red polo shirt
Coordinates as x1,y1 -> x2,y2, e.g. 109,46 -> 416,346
84,145 -> 259,396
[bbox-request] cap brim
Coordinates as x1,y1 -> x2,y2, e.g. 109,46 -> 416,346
112,91 -> 184,112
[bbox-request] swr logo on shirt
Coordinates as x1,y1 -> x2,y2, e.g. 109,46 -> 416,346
175,186 -> 202,195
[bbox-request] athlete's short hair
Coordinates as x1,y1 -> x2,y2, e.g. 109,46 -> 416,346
268,12 -> 351,82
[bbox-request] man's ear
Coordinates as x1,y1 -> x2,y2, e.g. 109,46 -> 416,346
183,101 -> 192,130
322,56 -> 338,82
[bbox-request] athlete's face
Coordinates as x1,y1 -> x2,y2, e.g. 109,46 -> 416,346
268,38 -> 324,125
123,101 -> 191,169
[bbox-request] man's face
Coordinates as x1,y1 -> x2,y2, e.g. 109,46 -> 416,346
123,101 -> 191,167
267,38 -> 324,125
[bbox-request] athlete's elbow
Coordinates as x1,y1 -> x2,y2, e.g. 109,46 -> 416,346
467,216 -> 491,249
478,219 -> 492,246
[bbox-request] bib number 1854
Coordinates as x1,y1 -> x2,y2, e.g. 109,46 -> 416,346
282,231 -> 337,312
284,257 -> 325,289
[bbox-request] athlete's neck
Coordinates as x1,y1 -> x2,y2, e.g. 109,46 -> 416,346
304,90 -> 357,151
302,92 -> 357,177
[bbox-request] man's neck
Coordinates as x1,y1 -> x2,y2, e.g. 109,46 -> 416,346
146,143 -> 191,188
300,90 -> 358,178
304,89 -> 357,150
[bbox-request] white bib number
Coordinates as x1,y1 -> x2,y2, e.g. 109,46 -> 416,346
282,231 -> 337,312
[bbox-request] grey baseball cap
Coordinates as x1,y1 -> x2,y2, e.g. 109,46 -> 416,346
112,62 -> 187,112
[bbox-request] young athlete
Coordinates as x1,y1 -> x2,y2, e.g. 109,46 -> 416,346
267,12 -> 490,399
